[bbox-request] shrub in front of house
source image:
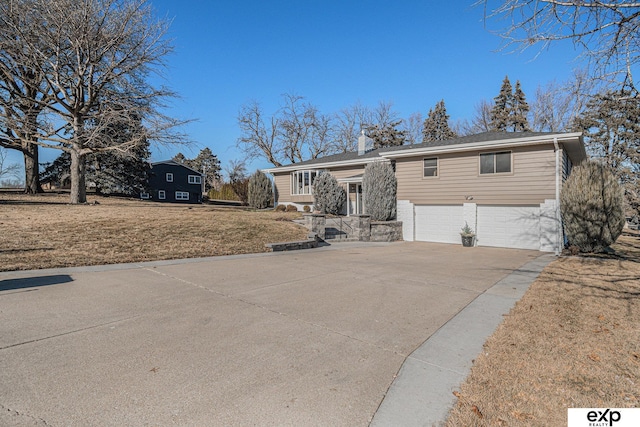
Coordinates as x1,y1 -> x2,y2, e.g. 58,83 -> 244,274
312,172 -> 346,215
363,161 -> 397,221
303,205 -> 311,212
248,170 -> 272,209
275,204 -> 286,212
560,161 -> 625,253
286,204 -> 298,212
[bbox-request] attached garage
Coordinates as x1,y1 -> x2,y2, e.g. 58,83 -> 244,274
476,205 -> 541,250
411,204 -> 545,251
414,205 -> 464,244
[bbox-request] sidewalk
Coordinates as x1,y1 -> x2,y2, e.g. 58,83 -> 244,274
370,255 -> 554,426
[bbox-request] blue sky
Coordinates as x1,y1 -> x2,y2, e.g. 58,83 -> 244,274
5,0 -> 584,178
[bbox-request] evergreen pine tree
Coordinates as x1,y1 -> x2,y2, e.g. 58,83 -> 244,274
512,80 -> 531,132
574,87 -> 640,221
173,149 -> 222,192
40,145 -> 151,196
365,120 -> 406,148
173,153 -> 187,164
190,148 -> 222,192
422,99 -> 457,142
490,76 -> 514,131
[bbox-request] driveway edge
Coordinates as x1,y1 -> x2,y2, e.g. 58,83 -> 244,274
0,241 -> 395,279
370,254 -> 555,427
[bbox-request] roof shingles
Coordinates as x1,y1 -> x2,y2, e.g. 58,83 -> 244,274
271,131 -> 562,170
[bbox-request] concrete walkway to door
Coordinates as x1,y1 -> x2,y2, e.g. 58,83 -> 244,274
0,242 -> 544,426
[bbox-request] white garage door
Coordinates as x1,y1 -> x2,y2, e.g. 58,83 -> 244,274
415,205 -> 464,244
477,205 -> 540,250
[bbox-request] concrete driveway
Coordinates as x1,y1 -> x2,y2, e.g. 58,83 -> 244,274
0,242 -> 541,426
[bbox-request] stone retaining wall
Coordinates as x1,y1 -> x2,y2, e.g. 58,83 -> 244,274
304,214 -> 403,242
370,221 -> 404,242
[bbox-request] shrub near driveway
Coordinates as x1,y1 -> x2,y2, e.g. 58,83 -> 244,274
0,193 -> 307,271
445,232 -> 640,427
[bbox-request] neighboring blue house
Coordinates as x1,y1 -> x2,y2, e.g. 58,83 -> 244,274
142,160 -> 204,204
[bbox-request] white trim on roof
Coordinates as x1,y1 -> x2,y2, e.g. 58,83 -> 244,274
379,132 -> 583,159
263,132 -> 586,173
262,157 -> 387,174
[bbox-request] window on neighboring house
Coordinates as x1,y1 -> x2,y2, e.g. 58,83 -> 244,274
291,170 -> 321,195
166,172 -> 174,182
175,191 -> 189,200
480,151 -> 511,174
140,192 -> 150,199
188,175 -> 202,184
423,158 -> 438,177
158,190 -> 166,200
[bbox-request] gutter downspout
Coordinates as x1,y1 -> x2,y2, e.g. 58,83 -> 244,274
553,138 -> 561,256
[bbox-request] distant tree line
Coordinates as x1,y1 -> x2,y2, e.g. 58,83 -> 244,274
238,72 -> 639,222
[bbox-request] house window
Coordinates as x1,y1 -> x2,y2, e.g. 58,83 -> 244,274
158,190 -> 166,200
480,151 -> 511,174
188,175 -> 202,184
423,158 -> 438,177
166,172 -> 174,182
175,191 -> 189,200
140,192 -> 150,199
291,170 -> 320,195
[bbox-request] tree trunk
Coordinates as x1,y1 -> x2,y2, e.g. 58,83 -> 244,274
70,149 -> 87,204
22,140 -> 43,194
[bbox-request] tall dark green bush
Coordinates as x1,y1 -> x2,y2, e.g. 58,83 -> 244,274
248,170 -> 272,209
363,161 -> 397,221
560,161 -> 625,253
312,173 -> 345,215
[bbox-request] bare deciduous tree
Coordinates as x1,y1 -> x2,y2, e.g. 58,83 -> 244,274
1,0 -> 187,203
370,100 -> 399,130
480,0 -> 640,89
402,112 -> 423,145
531,70 -> 595,132
0,0 -> 51,194
332,103 -> 372,153
457,99 -> 495,135
237,100 -> 281,167
238,96 -> 414,165
0,147 -> 20,182
237,93 -> 335,167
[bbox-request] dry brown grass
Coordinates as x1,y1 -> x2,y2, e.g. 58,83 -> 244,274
445,232 -> 640,427
0,192 -> 308,271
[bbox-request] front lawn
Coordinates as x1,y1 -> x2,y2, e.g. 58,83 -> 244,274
0,192 -> 307,271
445,232 -> 640,426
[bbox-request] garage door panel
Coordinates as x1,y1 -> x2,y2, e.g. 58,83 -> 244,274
477,206 -> 540,250
415,205 -> 464,244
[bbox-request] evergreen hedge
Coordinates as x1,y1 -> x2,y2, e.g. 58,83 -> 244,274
312,173 -> 346,215
248,170 -> 272,209
560,161 -> 625,253
363,161 -> 397,221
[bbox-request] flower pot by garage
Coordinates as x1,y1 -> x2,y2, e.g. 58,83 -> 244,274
461,235 -> 475,247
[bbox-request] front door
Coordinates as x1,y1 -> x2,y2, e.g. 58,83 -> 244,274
348,183 -> 363,215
